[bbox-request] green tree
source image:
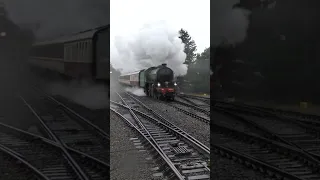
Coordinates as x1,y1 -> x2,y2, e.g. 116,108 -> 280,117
183,47 -> 210,93
179,29 -> 197,65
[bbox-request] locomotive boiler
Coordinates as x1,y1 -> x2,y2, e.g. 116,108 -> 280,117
119,63 -> 177,100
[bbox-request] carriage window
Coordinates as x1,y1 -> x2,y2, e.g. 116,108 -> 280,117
67,46 -> 72,61
69,44 -> 72,61
70,45 -> 74,61
69,46 -> 72,61
64,46 -> 67,61
87,41 -> 92,59
73,43 -> 77,61
79,42 -> 81,61
84,42 -> 87,61
81,42 -> 84,61
76,43 -> 79,62
80,42 -> 82,61
83,42 -> 86,60
65,46 -> 68,61
77,42 -> 80,62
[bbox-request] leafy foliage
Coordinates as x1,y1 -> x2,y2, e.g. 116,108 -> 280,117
179,29 -> 197,65
179,47 -> 210,93
177,28 -> 210,93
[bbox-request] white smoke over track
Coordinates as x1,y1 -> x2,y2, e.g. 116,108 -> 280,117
125,87 -> 145,96
111,21 -> 187,76
46,80 -> 109,110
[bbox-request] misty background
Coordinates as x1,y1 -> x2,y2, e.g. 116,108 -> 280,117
111,21 -> 188,76
110,21 -> 211,94
110,0 -> 210,94
1,0 -> 110,109
3,0 -> 109,39
213,0 -> 320,109
211,0 -> 251,46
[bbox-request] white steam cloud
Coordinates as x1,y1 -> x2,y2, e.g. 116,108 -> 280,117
46,81 -> 109,110
212,0 -> 251,46
111,21 -> 187,76
125,87 -> 146,96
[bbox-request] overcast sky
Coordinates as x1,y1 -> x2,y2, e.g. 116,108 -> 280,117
111,0 -> 210,53
3,0 -> 109,39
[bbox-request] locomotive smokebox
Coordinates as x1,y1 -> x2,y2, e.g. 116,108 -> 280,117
162,63 -> 167,66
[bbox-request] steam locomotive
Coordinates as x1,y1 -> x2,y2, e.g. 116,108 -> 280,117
119,63 -> 177,100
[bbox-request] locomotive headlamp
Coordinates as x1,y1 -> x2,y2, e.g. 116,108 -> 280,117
0,32 -> 6,37
157,83 -> 161,87
174,82 -> 177,86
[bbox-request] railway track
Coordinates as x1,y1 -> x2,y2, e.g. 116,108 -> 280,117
212,122 -> 320,180
0,134 -> 50,180
167,100 -> 210,124
50,95 -> 109,134
15,87 -> 109,180
178,94 -> 210,106
232,102 -> 320,128
214,100 -> 320,125
174,97 -> 210,112
214,102 -> 320,162
111,91 -> 210,180
0,120 -> 108,180
128,93 -> 210,124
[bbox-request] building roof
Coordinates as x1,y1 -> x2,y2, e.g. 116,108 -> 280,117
120,70 -> 142,76
33,25 -> 109,46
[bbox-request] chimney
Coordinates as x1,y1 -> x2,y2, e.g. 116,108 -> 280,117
162,63 -> 167,66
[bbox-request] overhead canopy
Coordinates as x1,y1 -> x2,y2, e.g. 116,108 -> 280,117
120,70 -> 142,76
33,25 -> 109,46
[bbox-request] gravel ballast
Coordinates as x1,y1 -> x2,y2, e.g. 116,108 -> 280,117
52,95 -> 109,134
211,153 -> 271,180
0,95 -> 43,135
134,96 -> 210,147
133,95 -> 269,179
110,111 -> 163,180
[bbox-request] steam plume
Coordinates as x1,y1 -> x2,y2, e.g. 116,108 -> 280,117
212,0 -> 251,45
125,87 -> 145,97
46,81 -> 109,110
111,21 -> 187,76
